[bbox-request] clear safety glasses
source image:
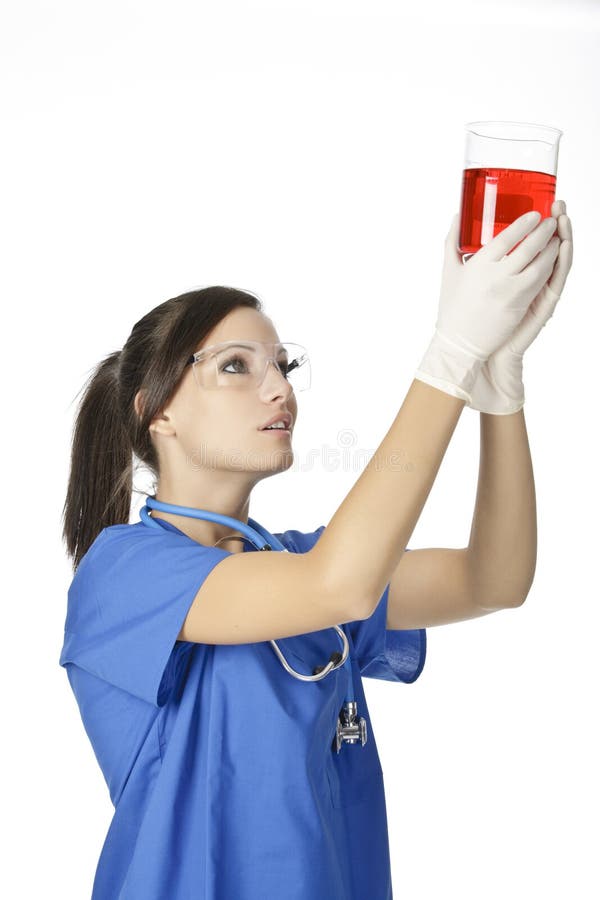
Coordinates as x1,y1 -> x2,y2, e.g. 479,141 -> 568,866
186,340 -> 311,392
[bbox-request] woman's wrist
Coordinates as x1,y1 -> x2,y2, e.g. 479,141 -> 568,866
415,329 -> 485,405
466,346 -> 525,415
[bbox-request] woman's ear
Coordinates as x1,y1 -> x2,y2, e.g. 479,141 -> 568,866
135,388 -> 175,437
134,389 -> 145,422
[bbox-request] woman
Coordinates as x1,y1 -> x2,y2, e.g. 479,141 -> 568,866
59,201 -> 573,899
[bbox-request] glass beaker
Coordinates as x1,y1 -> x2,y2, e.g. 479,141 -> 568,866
458,120 -> 562,259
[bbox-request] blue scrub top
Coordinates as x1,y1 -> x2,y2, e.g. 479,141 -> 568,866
59,517 -> 426,899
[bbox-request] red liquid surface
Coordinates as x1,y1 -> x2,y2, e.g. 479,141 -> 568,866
459,167 -> 557,256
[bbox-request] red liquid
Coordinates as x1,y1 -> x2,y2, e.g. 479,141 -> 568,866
459,167 -> 557,256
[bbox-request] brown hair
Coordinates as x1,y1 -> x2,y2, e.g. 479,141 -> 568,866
62,286 -> 263,571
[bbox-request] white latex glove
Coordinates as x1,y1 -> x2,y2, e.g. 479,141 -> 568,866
466,199 -> 574,414
415,209 -> 561,403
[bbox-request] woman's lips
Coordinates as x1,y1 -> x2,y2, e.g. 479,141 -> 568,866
260,427 -> 291,436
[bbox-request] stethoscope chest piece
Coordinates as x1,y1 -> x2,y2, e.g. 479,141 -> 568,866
334,701 -> 368,754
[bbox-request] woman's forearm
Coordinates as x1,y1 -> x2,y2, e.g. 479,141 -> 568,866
312,378 -> 465,616
467,409 -> 537,609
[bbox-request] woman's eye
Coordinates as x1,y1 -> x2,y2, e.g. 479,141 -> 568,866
221,356 -> 248,374
220,356 -> 292,376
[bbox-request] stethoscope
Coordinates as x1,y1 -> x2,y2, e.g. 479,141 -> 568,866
139,495 -> 367,753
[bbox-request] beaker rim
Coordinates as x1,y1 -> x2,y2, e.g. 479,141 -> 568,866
465,120 -> 563,140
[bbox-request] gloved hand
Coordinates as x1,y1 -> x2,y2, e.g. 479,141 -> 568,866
466,199 -> 573,414
415,209 -> 561,403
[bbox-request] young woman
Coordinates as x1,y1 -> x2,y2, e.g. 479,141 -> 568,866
59,201 -> 572,900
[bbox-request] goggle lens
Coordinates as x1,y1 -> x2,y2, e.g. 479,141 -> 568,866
191,341 -> 311,391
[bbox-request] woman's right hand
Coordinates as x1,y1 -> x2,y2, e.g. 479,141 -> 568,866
415,209 -> 561,403
438,209 -> 561,359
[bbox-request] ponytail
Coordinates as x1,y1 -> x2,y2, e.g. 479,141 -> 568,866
62,350 -> 132,571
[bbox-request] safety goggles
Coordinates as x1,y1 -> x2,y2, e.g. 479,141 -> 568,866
186,340 -> 311,391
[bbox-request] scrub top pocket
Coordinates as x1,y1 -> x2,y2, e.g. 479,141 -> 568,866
277,628 -> 383,812
324,651 -> 385,811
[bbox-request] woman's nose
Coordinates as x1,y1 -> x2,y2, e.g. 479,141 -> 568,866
261,359 -> 293,395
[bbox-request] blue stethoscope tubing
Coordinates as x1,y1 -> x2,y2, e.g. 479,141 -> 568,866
139,495 -> 357,703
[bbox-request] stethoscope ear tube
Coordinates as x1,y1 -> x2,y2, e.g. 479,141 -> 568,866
270,628 -> 348,682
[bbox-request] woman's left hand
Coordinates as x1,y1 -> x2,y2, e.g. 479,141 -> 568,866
467,199 -> 574,415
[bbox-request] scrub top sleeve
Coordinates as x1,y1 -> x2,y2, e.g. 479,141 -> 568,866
59,527 -> 231,708
345,564 -> 427,684
274,525 -> 427,684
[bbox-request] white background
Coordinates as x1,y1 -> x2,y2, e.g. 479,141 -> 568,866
2,0 -> 598,897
